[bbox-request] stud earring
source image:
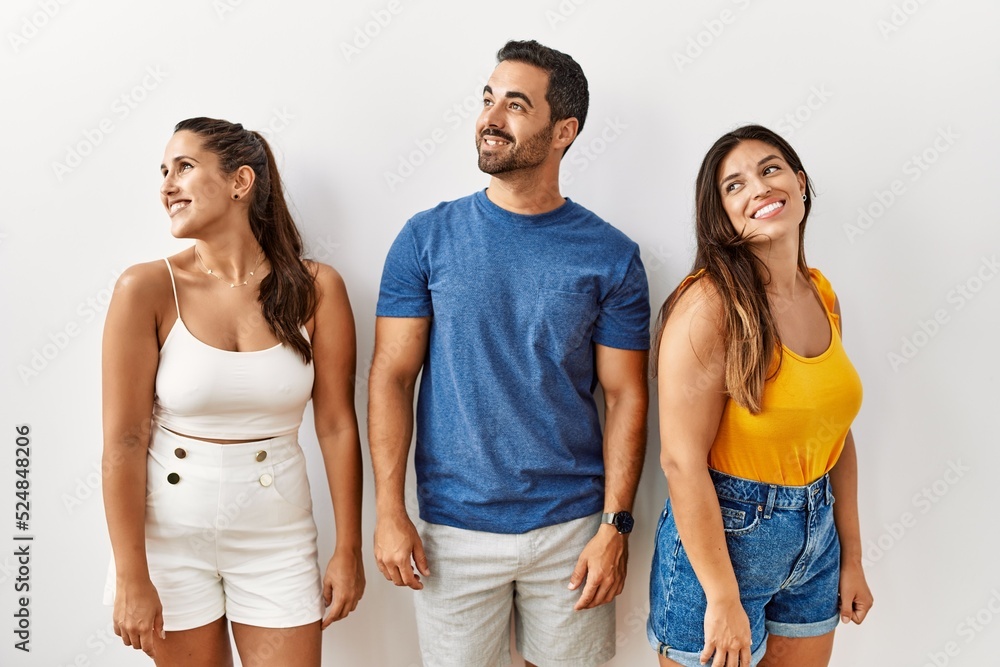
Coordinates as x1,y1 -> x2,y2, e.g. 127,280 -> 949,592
233,194 -> 239,200
802,194 -> 807,201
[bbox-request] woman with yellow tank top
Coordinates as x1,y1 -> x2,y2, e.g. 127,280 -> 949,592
647,125 -> 873,667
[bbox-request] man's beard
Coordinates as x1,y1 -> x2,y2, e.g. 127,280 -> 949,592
477,123 -> 554,175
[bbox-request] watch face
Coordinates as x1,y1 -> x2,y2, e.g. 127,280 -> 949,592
615,512 -> 634,534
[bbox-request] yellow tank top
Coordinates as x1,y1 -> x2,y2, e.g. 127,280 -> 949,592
684,268 -> 863,485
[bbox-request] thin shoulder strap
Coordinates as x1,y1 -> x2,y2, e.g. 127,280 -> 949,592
163,258 -> 181,319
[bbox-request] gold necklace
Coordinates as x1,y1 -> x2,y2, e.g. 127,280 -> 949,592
194,246 -> 264,288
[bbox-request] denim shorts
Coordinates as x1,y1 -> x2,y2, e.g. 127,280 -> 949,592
647,469 -> 841,666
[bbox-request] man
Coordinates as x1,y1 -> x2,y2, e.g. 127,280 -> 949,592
369,39 -> 649,667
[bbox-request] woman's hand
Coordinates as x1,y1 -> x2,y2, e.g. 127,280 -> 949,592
701,597 -> 752,666
838,560 -> 873,625
322,546 -> 366,627
113,577 -> 164,656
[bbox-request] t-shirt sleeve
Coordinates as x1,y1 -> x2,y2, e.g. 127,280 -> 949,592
592,249 -> 651,351
376,221 -> 432,318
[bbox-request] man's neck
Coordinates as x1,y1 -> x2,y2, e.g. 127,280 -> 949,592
485,171 -> 565,215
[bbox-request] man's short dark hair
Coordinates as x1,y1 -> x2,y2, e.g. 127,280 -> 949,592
496,39 -> 589,152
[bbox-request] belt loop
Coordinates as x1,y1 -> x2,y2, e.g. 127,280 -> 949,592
763,485 -> 777,519
825,475 -> 835,506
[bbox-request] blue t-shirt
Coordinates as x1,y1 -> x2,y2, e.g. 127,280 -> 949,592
376,189 -> 650,533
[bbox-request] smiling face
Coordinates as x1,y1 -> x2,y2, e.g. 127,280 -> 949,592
159,130 -> 235,238
476,60 -> 559,175
717,139 -> 807,243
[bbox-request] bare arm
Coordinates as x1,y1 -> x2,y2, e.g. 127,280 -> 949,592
829,298 -> 873,625
657,280 -> 751,666
367,315 -> 430,589
101,263 -> 166,656
570,345 -> 648,610
309,264 -> 365,627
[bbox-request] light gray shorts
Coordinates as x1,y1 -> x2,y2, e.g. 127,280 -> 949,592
104,426 -> 324,630
414,513 -> 615,667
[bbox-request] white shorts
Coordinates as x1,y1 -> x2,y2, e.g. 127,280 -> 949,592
414,513 -> 615,667
104,425 -> 324,631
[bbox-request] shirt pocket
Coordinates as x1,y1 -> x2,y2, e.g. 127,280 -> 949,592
531,288 -> 598,360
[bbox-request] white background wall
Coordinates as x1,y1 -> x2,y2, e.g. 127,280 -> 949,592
3,1 -> 998,665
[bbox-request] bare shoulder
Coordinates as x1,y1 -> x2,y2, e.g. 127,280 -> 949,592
657,274 -> 727,374
304,260 -> 350,308
305,259 -> 345,288
104,260 -> 175,344
667,274 -> 725,334
113,260 -> 173,303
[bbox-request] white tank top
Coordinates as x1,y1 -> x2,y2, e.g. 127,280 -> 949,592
152,258 -> 314,439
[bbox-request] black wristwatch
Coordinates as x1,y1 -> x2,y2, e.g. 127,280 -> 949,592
601,510 -> 634,534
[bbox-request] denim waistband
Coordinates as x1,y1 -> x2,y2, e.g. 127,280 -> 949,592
709,468 -> 834,513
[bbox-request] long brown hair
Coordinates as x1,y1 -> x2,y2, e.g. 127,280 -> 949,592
652,125 -> 814,414
174,117 -> 316,363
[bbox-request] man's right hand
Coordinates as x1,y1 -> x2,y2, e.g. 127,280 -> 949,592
374,510 -> 431,590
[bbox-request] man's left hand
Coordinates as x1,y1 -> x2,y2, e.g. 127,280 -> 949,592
568,524 -> 628,610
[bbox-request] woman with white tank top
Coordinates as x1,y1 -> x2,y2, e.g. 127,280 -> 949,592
101,117 -> 365,666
